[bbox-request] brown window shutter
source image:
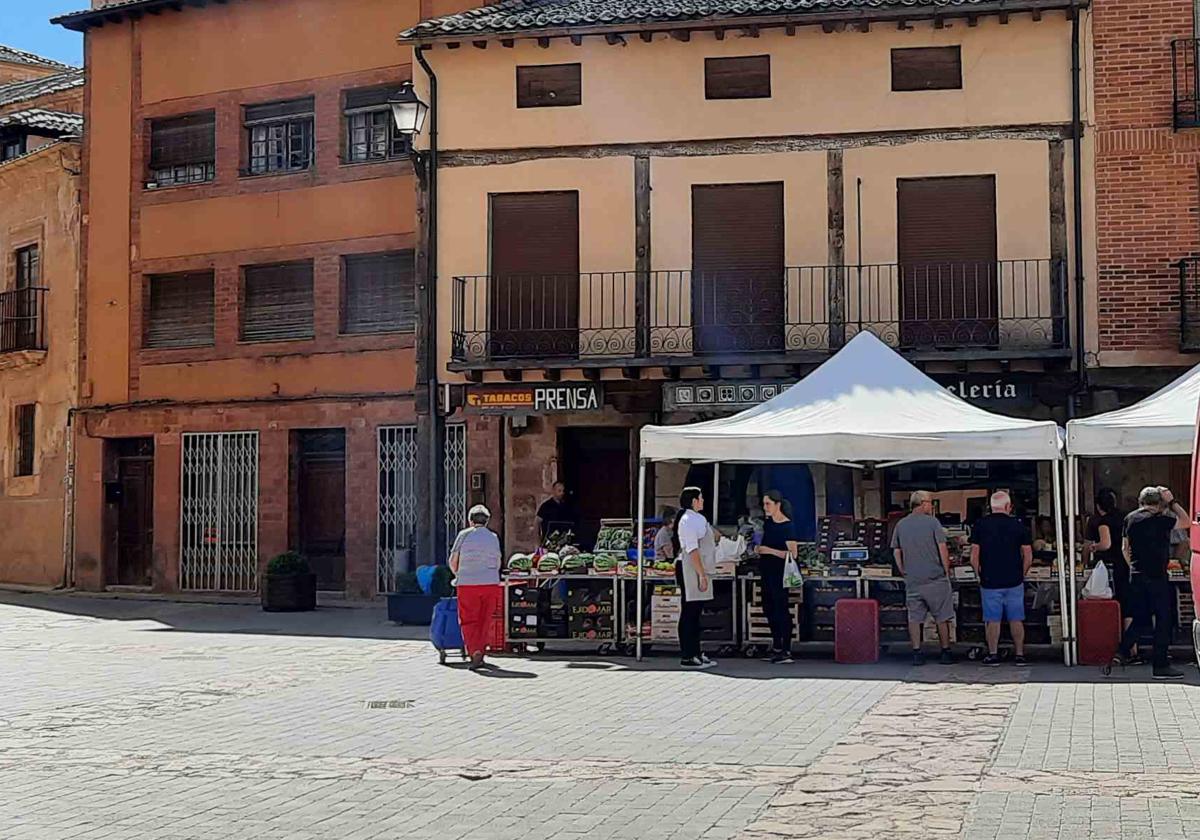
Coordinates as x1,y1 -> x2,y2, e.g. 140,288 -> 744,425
244,97 -> 315,124
342,251 -> 415,334
344,86 -> 395,111
241,261 -> 314,342
146,271 -> 215,348
704,55 -> 772,100
516,64 -> 582,108
149,112 -> 216,168
891,47 -> 962,92
15,403 -> 35,477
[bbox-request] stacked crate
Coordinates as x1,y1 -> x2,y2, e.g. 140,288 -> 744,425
567,582 -> 614,640
745,578 -> 803,645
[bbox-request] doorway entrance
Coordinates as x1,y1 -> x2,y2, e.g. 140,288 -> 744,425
114,437 -> 154,586
293,429 -> 346,590
559,427 -> 631,550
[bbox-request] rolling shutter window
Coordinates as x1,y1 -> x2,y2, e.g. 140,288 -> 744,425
704,55 -> 772,100
891,47 -> 962,92
897,176 -> 996,265
244,97 -> 314,124
241,261 -> 314,342
146,271 -> 215,348
692,183 -> 784,273
516,64 -> 582,108
342,251 -> 415,334
149,112 -> 216,168
344,86 -> 393,111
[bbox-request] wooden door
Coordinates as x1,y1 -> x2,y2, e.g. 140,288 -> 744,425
691,183 -> 785,354
489,191 -> 580,359
897,176 -> 998,348
296,430 -> 346,590
560,428 -> 631,550
115,440 -> 154,586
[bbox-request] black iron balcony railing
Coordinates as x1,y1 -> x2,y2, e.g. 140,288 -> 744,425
1179,258 -> 1200,351
1173,39 -> 1200,129
450,259 -> 1067,365
0,287 -> 47,353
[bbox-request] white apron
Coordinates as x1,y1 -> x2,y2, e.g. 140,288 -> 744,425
677,512 -> 717,603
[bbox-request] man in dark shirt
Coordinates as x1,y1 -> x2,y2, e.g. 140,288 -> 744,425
969,491 -> 1033,666
536,481 -> 575,544
1117,486 -> 1190,679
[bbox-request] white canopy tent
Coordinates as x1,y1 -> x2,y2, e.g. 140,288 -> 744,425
1063,363 -> 1200,665
634,332 -> 1069,661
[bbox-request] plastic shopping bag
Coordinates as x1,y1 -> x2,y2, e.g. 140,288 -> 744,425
1082,561 -> 1112,600
716,535 -> 745,564
782,554 -> 804,589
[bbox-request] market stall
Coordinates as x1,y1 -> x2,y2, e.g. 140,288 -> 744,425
1064,363 -> 1200,664
636,331 -> 1069,662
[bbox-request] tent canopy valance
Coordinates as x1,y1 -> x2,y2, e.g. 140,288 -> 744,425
639,332 -> 1063,465
1065,363 -> 1200,457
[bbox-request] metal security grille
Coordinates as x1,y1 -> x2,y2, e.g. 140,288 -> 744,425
443,423 -> 467,549
378,425 -> 418,593
180,432 -> 259,591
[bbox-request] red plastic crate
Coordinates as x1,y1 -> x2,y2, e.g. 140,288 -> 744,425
1077,598 -> 1122,666
835,598 -> 880,664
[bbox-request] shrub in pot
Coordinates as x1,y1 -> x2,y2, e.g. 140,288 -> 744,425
261,551 -> 317,612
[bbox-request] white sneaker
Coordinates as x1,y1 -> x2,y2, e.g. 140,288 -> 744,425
700,653 -> 718,667
681,657 -> 716,670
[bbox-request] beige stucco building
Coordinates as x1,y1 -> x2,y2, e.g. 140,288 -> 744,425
402,0 -> 1095,550
0,48 -> 84,586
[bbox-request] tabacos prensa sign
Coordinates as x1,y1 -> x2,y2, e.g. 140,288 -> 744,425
464,383 -> 603,414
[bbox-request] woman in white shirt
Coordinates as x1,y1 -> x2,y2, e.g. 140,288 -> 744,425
673,487 -> 717,670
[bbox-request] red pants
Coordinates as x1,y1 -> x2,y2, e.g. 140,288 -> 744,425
457,584 -> 502,656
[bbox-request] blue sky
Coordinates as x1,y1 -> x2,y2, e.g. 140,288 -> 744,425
3,1 -> 85,67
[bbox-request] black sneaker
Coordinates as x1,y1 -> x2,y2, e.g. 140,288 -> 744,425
939,649 -> 956,665
981,653 -> 1002,666
1127,654 -> 1147,666
912,650 -> 926,667
1153,666 -> 1185,680
1013,655 -> 1029,667
759,648 -> 780,661
770,652 -> 794,664
681,657 -> 715,670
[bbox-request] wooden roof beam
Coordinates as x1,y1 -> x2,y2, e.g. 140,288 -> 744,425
670,30 -> 690,42
605,33 -> 626,45
743,24 -> 760,38
640,31 -> 653,43
472,40 -> 488,49
714,28 -> 726,41
538,36 -> 551,47
501,38 -> 515,47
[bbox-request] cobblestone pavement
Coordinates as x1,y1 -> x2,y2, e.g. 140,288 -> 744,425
2,591 -> 1200,839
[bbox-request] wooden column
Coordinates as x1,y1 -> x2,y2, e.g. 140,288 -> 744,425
827,149 -> 846,348
1049,140 -> 1068,346
635,155 -> 651,357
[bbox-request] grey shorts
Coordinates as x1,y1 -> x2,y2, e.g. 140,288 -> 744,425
906,578 -> 955,624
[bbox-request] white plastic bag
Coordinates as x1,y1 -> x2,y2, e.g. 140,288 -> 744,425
782,554 -> 804,589
716,535 -> 745,564
1082,561 -> 1112,600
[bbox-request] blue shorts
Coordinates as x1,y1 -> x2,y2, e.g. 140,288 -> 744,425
981,585 -> 1025,623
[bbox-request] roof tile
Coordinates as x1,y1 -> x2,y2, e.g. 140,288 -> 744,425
0,71 -> 86,110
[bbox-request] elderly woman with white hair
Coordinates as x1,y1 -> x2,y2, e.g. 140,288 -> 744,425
448,504 -> 503,670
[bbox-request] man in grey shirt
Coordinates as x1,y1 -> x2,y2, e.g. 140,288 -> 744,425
890,490 -> 955,666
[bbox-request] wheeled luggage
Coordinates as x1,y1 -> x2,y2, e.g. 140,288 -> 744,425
430,597 -> 467,665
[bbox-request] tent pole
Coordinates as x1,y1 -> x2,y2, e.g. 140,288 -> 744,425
1067,455 -> 1080,666
1052,459 -> 1070,666
712,462 -> 720,527
635,459 -> 647,661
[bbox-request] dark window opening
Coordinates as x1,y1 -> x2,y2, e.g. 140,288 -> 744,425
341,251 -> 415,334
145,271 -> 215,349
1,132 -> 27,162
516,64 -> 582,108
241,261 -> 314,342
343,86 -> 412,163
149,111 -> 215,186
704,55 -> 772,100
891,46 -> 963,92
15,245 -> 39,289
244,97 -> 314,175
15,404 -> 35,477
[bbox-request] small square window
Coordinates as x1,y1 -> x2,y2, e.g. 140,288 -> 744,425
343,86 -> 412,163
516,64 -> 582,108
148,112 -> 215,186
704,55 -> 771,100
891,47 -> 963,92
145,271 -> 215,349
241,261 -> 314,342
243,98 -> 314,176
341,251 -> 415,334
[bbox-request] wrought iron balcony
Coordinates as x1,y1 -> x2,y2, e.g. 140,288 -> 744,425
1180,258 -> 1200,351
0,287 -> 47,354
1173,39 -> 1200,129
450,260 -> 1068,367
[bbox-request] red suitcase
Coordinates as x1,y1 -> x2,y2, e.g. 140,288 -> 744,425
835,598 -> 880,664
1077,598 -> 1122,665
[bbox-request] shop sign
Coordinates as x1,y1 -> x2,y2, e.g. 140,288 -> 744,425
464,382 -> 603,414
939,378 -> 1033,405
663,381 -> 791,413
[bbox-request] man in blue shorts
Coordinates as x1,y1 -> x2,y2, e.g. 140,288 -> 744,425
969,490 -> 1033,666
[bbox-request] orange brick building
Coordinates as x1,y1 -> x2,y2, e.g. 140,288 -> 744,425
54,0 -> 457,597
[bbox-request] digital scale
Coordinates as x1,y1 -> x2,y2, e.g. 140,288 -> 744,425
829,543 -> 870,563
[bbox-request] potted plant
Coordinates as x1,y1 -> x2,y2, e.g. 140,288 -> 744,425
387,567 -> 453,625
261,551 -> 317,612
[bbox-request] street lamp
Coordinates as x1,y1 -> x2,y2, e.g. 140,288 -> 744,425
388,81 -> 429,137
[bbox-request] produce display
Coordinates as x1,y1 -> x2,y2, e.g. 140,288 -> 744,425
592,555 -> 618,573
507,553 -> 533,572
595,526 -> 634,552
537,552 -> 562,574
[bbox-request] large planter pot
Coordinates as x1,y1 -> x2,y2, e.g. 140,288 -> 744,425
387,592 -> 439,625
261,572 -> 317,612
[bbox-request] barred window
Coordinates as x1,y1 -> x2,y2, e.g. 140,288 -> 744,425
149,112 -> 215,186
241,261 -> 314,342
145,271 -> 215,349
244,98 -> 314,176
341,251 -> 415,334
14,404 -> 35,477
344,86 -> 410,163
